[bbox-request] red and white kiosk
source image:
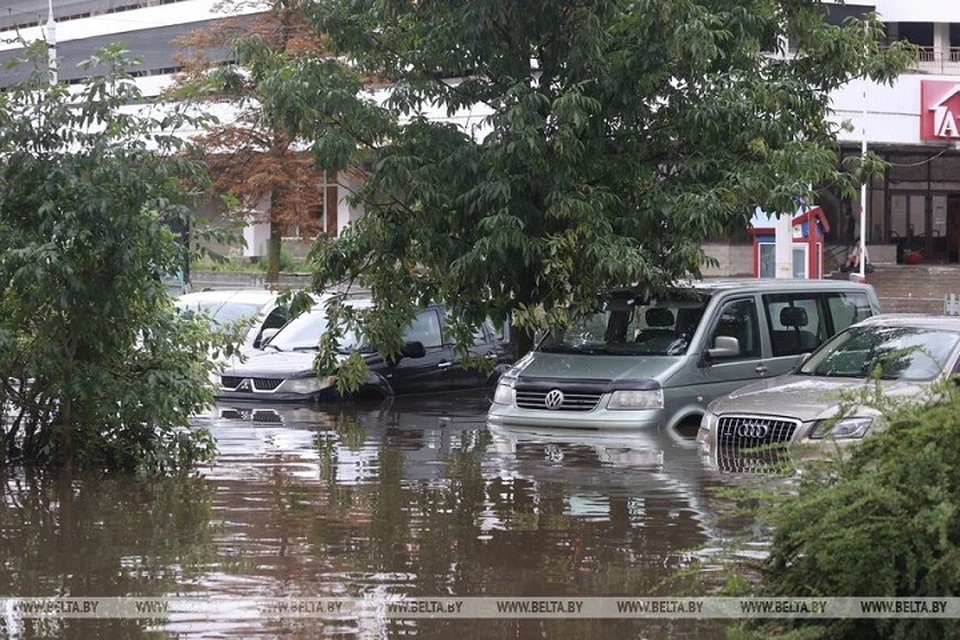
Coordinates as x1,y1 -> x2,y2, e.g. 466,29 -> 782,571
749,205 -> 831,279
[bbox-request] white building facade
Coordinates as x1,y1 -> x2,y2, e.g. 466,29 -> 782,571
830,1 -> 960,264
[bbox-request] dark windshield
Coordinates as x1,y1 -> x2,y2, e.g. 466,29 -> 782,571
798,325 -> 960,381
539,291 -> 709,356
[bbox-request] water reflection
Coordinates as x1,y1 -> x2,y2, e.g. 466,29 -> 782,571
0,393 -> 732,638
0,471 -> 214,638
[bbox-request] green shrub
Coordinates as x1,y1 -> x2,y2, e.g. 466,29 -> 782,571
0,44 -> 232,474
731,382 -> 960,639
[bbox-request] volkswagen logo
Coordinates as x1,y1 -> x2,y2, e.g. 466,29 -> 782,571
736,421 -> 769,438
543,389 -> 565,410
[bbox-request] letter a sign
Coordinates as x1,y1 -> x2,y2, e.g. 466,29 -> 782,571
921,81 -> 960,140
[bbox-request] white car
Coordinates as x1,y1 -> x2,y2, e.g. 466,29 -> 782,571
175,289 -> 290,354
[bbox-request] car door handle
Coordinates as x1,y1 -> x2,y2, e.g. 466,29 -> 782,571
438,361 -> 453,369
754,364 -> 768,374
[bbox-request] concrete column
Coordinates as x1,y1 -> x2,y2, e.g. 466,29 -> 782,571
934,22 -> 950,71
774,214 -> 793,279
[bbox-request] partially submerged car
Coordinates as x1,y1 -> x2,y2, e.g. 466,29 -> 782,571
488,279 -> 880,433
696,314 -> 960,473
175,289 -> 290,354
214,300 -> 514,402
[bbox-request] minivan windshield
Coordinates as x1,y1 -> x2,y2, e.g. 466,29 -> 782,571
539,291 -> 710,356
798,325 -> 960,381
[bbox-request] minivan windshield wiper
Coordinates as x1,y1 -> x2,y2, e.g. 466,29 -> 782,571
540,343 -> 640,356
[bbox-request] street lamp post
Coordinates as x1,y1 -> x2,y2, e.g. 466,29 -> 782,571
45,0 -> 57,84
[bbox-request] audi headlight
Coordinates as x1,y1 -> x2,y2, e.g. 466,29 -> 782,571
493,379 -> 516,406
607,389 -> 664,410
809,417 -> 872,440
278,376 -> 336,394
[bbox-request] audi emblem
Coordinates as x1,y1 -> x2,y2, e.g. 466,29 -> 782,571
543,389 -> 565,410
736,422 -> 769,438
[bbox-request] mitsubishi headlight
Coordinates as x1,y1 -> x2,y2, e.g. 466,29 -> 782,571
493,378 -> 516,406
607,388 -> 664,410
278,376 -> 336,394
809,417 -> 873,440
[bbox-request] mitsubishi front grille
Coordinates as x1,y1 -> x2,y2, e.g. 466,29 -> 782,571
219,376 -> 283,392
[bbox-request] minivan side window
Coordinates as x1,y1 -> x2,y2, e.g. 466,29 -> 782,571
710,299 -> 761,359
826,293 -> 873,333
762,294 -> 825,357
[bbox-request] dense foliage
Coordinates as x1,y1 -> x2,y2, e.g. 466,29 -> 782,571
261,0 -> 910,366
728,384 -> 960,639
0,44 -> 232,474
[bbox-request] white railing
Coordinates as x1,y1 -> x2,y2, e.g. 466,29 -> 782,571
903,46 -> 960,74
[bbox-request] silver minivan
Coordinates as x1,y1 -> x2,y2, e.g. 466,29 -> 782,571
487,279 -> 881,433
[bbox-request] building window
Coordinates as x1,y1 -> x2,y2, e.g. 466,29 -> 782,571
282,170 -> 339,240
315,171 -> 339,237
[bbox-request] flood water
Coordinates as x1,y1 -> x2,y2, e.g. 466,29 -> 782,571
0,391 -> 748,639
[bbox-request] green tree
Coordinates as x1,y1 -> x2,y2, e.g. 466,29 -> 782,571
0,42 -> 232,474
170,0 -> 333,285
262,0 -> 910,367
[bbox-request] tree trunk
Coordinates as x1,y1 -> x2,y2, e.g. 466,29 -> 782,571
512,328 -> 534,362
267,215 -> 282,286
511,275 -> 537,360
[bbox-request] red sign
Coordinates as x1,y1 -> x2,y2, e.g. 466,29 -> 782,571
921,80 -> 960,140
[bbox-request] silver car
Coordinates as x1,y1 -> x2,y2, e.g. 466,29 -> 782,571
696,314 -> 960,473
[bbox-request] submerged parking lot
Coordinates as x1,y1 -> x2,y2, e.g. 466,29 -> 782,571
0,391 -> 755,638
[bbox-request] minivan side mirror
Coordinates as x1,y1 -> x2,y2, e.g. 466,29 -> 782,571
400,340 -> 426,359
707,336 -> 740,360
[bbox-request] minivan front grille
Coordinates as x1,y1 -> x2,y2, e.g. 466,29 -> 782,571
515,389 -> 602,412
716,415 -> 799,447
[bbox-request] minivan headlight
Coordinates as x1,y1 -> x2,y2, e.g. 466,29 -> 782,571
809,417 -> 872,440
280,376 -> 336,394
493,379 -> 516,406
608,389 -> 664,410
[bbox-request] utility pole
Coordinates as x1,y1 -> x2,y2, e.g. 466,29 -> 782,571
858,19 -> 868,281
45,0 -> 57,84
